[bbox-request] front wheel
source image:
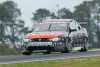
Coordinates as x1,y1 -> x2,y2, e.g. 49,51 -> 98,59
61,38 -> 71,53
61,49 -> 69,53
22,51 -> 32,55
43,52 -> 51,54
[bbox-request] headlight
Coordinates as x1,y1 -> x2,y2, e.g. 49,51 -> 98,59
23,39 -> 31,42
49,38 -> 60,41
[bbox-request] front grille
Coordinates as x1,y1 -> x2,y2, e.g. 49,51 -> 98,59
31,38 -> 49,42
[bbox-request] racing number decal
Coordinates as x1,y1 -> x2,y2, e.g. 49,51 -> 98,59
60,24 -> 66,26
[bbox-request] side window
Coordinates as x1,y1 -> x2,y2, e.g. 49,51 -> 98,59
78,25 -> 82,30
76,22 -> 78,30
71,21 -> 82,31
70,22 -> 77,30
75,22 -> 80,30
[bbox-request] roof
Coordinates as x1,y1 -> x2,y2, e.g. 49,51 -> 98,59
43,19 -> 75,22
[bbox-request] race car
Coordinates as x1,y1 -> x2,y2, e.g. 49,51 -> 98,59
21,19 -> 90,55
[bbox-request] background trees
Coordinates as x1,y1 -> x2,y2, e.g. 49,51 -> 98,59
58,8 -> 73,19
0,1 -> 28,46
31,9 -> 51,23
89,0 -> 100,47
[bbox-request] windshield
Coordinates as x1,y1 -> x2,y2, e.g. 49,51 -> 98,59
33,24 -> 67,32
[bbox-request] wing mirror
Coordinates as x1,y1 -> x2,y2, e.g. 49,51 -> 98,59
70,29 -> 77,32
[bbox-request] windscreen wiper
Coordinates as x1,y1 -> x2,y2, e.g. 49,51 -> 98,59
48,24 -> 51,31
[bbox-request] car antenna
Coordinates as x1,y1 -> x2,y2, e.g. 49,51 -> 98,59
56,4 -> 60,21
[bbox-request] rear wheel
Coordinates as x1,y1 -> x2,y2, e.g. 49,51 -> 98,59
79,38 -> 88,52
79,45 -> 88,52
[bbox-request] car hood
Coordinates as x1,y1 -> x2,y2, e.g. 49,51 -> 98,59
25,31 -> 66,39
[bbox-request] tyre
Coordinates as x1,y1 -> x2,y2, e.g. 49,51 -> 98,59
43,52 -> 51,54
79,45 -> 87,52
79,38 -> 88,52
61,50 -> 69,53
43,49 -> 51,54
61,38 -> 71,53
22,51 -> 32,55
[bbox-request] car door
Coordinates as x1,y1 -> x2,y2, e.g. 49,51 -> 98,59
69,21 -> 78,45
75,22 -> 84,44
73,22 -> 87,44
77,25 -> 88,44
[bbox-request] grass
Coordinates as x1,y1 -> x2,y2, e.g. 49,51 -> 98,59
0,56 -> 100,67
0,55 -> 21,57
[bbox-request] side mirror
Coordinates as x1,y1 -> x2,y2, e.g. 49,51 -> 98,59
71,29 -> 77,32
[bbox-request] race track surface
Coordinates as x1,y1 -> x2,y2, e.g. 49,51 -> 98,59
0,51 -> 100,64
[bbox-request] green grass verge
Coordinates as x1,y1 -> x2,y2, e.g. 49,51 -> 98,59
0,55 -> 21,57
0,56 -> 100,67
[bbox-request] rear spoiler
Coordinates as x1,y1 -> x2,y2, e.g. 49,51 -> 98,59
79,22 -> 88,25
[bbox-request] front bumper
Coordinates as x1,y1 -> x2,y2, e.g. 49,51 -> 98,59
22,41 -> 65,47
28,42 -> 52,46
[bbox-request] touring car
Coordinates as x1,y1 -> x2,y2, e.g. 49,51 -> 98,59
21,19 -> 89,55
